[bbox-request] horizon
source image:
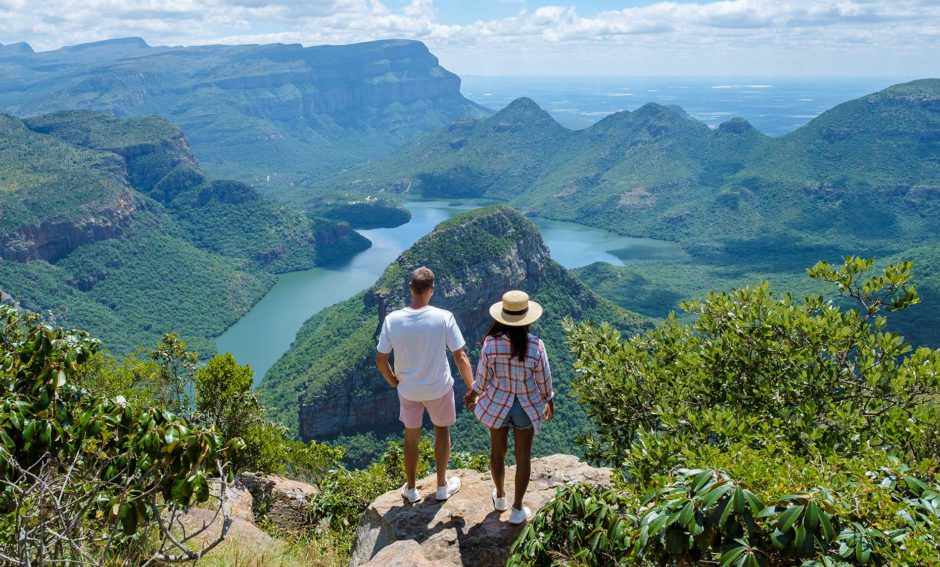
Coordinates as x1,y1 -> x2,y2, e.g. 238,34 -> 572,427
2,1 -> 939,77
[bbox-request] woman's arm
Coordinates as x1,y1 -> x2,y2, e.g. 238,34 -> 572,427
535,342 -> 555,421
534,340 -> 554,401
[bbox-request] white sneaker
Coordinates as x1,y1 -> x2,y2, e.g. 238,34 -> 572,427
492,489 -> 508,512
435,477 -> 461,501
508,506 -> 531,525
401,483 -> 421,504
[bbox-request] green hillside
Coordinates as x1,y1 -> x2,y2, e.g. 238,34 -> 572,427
260,206 -> 650,464
317,79 -> 940,346
0,111 -> 368,354
0,38 -> 488,198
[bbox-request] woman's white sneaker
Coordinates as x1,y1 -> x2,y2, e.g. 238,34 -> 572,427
401,483 -> 421,504
508,506 -> 532,525
492,489 -> 508,512
435,477 -> 462,501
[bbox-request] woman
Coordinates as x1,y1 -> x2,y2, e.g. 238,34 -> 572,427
465,290 -> 554,525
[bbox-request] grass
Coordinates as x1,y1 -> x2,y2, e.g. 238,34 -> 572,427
198,530 -> 350,567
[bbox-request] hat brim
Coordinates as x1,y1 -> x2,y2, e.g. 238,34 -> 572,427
489,300 -> 543,327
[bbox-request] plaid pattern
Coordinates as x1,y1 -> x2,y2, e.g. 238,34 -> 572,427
473,334 -> 554,435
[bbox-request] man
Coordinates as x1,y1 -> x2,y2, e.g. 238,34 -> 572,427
375,267 -> 474,503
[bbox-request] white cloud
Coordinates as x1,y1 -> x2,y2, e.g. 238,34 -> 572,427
1,0 -> 939,75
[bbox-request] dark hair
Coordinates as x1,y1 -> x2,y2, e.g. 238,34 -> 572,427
409,267 -> 435,295
485,321 -> 530,362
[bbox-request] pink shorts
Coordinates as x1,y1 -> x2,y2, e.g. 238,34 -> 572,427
399,389 -> 456,429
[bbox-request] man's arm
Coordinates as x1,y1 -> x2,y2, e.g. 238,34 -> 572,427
375,352 -> 398,388
451,348 -> 474,391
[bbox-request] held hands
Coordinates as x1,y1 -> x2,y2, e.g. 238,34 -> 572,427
463,390 -> 478,411
544,400 -> 555,422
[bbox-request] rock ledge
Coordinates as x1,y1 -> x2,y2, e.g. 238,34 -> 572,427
349,454 -> 612,567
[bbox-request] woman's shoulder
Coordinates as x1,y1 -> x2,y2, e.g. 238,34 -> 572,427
527,333 -> 545,346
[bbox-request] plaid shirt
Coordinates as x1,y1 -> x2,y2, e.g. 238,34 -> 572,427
473,334 -> 554,435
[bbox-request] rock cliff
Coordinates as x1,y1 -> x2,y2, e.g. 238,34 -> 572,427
260,206 -> 649,440
0,38 -> 490,189
349,454 -> 612,567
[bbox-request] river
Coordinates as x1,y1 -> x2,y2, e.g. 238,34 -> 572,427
216,201 -> 685,382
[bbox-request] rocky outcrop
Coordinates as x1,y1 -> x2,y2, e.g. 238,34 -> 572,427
296,207 -> 600,440
349,454 -> 612,567
0,190 -> 140,262
239,472 -> 319,532
0,38 -> 489,181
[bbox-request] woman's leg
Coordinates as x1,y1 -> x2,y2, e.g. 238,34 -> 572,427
490,427 -> 510,497
512,427 -> 535,510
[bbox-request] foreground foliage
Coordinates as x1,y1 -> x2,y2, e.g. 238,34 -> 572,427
0,306 -> 236,564
511,257 -> 940,565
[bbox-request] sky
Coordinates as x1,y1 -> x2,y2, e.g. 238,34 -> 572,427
1,0 -> 939,76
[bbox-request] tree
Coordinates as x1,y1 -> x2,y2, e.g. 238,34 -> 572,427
511,257 -> 940,566
195,353 -> 257,443
0,305 -> 239,564
150,333 -> 199,415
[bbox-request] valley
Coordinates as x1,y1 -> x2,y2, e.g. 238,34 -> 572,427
218,200 -> 687,381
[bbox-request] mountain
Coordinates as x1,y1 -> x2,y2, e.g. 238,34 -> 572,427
324,79 -> 938,255
319,80 -> 940,349
259,206 -> 650,463
0,38 -> 489,199
0,110 -> 368,354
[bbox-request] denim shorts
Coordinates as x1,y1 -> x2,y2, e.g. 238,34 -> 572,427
498,398 -> 533,430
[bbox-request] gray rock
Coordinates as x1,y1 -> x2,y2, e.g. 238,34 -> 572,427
239,472 -> 319,532
349,454 -> 612,567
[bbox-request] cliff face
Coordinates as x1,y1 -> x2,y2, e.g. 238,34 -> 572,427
273,207 -> 607,439
0,38 -> 490,188
0,190 -> 140,263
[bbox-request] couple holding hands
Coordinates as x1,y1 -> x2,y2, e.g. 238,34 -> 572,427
375,267 -> 555,525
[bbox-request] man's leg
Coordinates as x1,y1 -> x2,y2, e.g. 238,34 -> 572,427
404,427 -> 422,490
434,425 -> 450,487
512,428 -> 535,510
490,426 -> 509,498
425,390 -> 458,488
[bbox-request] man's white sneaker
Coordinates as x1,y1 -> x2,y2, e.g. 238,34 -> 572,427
508,506 -> 532,525
401,483 -> 421,504
435,476 -> 461,501
492,489 -> 508,512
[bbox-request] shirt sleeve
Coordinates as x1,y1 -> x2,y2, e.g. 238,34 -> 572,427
445,312 -> 466,352
473,338 -> 492,394
376,317 -> 392,354
534,340 -> 554,401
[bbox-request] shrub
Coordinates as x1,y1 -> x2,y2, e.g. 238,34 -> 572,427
511,257 -> 940,565
0,305 -> 237,564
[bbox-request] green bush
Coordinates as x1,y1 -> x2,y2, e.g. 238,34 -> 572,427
511,257 -> 940,565
0,305 -> 236,564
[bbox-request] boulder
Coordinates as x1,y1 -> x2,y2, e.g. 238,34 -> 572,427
239,472 -> 319,531
209,478 -> 254,522
173,508 -> 273,554
349,454 -> 612,567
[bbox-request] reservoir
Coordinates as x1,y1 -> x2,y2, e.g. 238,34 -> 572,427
216,201 -> 685,382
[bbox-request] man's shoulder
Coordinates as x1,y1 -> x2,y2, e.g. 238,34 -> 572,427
427,305 -> 455,318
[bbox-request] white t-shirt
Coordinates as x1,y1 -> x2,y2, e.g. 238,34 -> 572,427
376,305 -> 466,401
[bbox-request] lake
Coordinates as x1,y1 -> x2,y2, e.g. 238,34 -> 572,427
216,201 -> 685,382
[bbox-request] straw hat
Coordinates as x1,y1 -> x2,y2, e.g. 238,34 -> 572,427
489,290 -> 543,326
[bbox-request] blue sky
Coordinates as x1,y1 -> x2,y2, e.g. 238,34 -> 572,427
1,1 -> 938,76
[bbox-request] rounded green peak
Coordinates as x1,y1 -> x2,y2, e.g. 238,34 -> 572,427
495,97 -> 546,117
717,117 -> 756,134
875,78 -> 940,100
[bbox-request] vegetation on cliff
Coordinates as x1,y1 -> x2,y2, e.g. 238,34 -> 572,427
0,111 -> 367,355
260,206 -> 650,463
0,38 -> 488,193
323,79 -> 940,348
512,257 -> 940,565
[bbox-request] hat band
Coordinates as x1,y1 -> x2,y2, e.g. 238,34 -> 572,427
502,306 -> 528,316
